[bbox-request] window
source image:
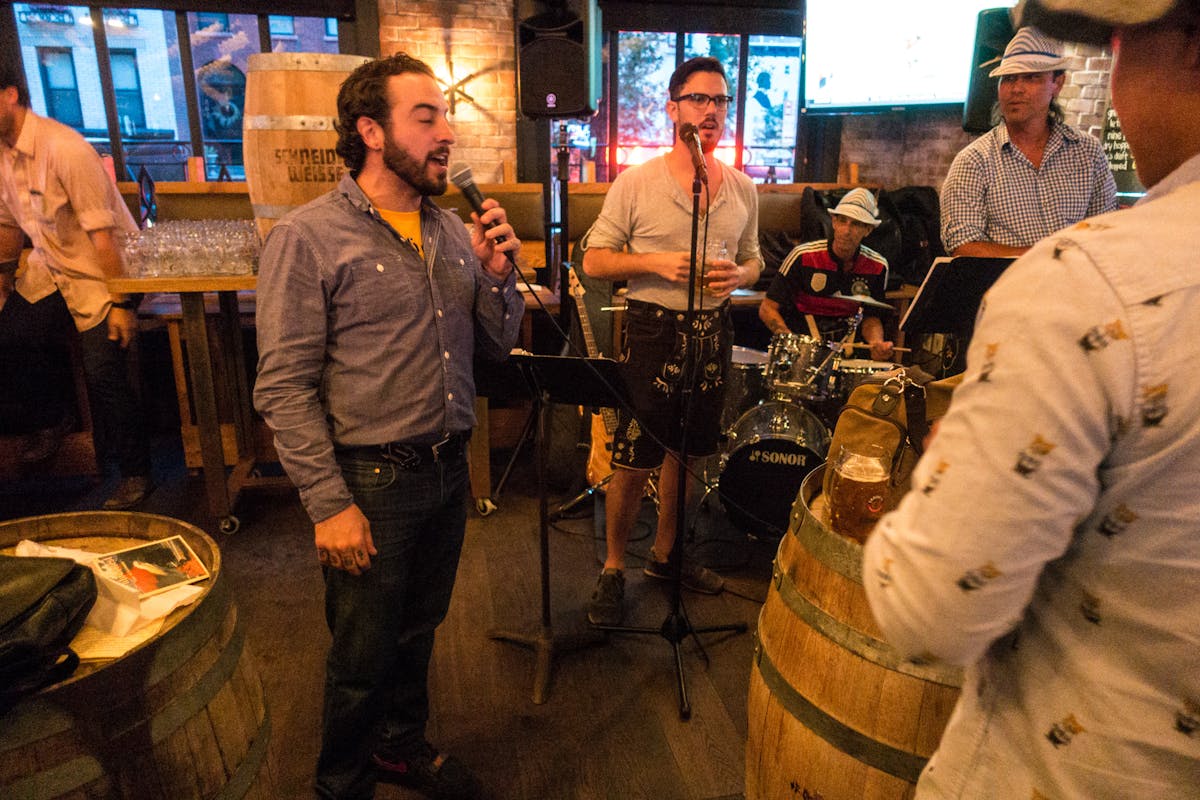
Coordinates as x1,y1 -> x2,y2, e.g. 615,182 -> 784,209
193,12 -> 229,33
13,4 -> 341,183
37,47 -> 83,129
109,50 -> 146,135
609,29 -> 802,181
268,16 -> 295,37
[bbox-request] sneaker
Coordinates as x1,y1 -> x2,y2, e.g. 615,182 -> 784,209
20,416 -> 73,464
373,741 -> 484,800
586,568 -> 625,626
102,476 -> 155,510
643,549 -> 724,595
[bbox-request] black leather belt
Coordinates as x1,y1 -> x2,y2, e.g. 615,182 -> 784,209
335,431 -> 468,469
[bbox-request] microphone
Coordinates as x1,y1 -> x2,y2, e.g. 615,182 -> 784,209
678,123 -> 708,184
449,163 -> 507,244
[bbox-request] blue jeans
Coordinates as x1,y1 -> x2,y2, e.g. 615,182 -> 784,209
314,449 -> 470,800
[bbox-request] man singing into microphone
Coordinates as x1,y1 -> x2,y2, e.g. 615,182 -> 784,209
581,55 -> 762,626
254,53 -> 523,799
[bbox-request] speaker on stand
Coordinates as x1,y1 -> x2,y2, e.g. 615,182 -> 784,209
517,0 -> 601,119
962,8 -> 1016,134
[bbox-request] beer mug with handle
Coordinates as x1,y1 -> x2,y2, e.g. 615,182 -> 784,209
828,443 -> 891,543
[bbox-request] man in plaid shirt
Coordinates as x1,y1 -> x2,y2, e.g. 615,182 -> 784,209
940,26 -> 1117,257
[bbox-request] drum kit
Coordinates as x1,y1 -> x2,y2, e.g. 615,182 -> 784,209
713,330 -> 899,539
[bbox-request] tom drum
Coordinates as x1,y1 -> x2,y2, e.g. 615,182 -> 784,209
723,346 -> 769,432
764,333 -> 836,401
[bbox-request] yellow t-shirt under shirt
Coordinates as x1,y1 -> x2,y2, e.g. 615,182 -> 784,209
377,208 -> 423,258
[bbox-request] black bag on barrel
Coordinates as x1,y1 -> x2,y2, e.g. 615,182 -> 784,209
0,555 -> 97,711
823,369 -> 962,511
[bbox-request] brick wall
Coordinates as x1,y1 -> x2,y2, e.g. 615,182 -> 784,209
376,0 -> 518,183
840,41 -> 1112,191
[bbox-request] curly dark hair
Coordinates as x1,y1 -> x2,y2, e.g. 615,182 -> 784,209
335,53 -> 436,173
668,56 -> 728,99
0,60 -> 31,107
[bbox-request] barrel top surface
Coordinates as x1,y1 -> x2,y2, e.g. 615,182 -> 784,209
248,51 -> 372,71
0,512 -> 221,685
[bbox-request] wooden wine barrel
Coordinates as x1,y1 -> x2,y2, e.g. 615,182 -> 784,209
746,467 -> 963,800
243,52 -> 371,239
0,512 -> 274,800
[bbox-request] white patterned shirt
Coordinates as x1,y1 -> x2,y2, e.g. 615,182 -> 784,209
940,119 -> 1117,253
865,153 -> 1200,798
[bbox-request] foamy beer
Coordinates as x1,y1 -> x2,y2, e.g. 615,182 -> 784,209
828,443 -> 891,543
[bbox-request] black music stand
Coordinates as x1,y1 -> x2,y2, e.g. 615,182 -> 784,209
899,256 -> 1013,335
488,354 -> 627,703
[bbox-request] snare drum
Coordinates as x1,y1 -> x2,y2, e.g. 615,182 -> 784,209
764,332 -> 836,401
723,346 -> 769,432
719,400 -> 830,539
831,358 -> 899,403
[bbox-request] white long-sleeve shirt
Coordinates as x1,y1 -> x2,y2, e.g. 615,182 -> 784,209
865,154 -> 1200,798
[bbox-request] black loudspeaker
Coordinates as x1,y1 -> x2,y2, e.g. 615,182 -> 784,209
517,1 -> 600,118
962,8 -> 1015,134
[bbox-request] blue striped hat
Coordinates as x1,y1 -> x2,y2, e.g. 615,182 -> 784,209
986,27 -> 1070,76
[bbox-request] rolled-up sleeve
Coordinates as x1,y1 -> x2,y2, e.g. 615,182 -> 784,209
863,246 -> 1131,666
253,222 -> 352,523
940,149 -> 988,254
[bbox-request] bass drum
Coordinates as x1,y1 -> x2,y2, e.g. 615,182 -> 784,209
719,400 -> 829,539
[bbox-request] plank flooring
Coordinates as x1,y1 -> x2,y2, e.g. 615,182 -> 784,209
1,442 -> 777,799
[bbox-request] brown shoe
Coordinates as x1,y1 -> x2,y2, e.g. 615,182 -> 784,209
103,476 -> 155,510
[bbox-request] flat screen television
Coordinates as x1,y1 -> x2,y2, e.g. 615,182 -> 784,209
803,0 -> 1016,113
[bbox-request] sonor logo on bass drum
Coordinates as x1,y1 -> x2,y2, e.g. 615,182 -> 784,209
747,449 -> 812,466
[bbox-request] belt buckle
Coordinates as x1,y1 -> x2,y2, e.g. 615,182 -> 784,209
430,434 -> 453,463
381,441 -> 421,469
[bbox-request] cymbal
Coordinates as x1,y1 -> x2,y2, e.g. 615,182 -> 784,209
829,292 -> 893,311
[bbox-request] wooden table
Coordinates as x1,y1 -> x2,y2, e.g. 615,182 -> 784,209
109,275 -> 276,533
112,275 -> 559,525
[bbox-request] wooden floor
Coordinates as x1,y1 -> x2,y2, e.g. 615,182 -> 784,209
3,443 -> 778,799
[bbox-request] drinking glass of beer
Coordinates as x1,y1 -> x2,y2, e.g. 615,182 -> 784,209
828,443 -> 891,543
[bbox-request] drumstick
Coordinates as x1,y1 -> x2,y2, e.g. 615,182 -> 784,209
849,342 -> 912,353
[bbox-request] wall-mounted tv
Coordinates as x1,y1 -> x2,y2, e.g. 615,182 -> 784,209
803,0 -> 1015,113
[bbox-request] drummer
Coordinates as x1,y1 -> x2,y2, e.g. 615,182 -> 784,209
758,188 -> 895,361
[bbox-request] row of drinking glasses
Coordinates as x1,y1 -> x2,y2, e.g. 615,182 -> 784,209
123,220 -> 260,277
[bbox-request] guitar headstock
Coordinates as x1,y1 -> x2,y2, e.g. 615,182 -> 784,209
567,265 -> 586,301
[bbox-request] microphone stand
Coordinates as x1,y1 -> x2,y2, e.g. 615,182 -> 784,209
590,163 -> 747,720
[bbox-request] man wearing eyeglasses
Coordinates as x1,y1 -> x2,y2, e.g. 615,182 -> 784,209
940,26 -> 1116,258
581,56 -> 762,627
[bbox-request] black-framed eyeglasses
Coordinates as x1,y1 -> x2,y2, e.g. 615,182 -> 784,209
671,92 -> 733,110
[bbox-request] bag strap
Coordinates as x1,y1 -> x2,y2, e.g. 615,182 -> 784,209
905,382 -> 929,456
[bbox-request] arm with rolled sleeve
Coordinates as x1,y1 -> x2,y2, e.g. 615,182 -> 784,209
940,149 -> 989,256
1087,139 -> 1119,218
862,248 -> 1131,666
253,222 -> 354,524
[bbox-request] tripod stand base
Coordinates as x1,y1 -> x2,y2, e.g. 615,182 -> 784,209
590,611 -> 748,719
488,624 -> 606,704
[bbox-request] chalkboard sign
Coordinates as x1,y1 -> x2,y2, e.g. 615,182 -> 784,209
1101,106 -> 1145,198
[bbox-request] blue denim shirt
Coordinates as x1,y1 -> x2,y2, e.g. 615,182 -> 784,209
254,173 -> 524,523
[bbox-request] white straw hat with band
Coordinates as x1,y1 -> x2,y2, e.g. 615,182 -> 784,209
985,26 -> 1070,76
830,188 -> 881,227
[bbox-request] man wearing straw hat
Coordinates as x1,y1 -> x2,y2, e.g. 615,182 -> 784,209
940,25 -> 1117,257
866,0 -> 1200,796
758,187 -> 895,361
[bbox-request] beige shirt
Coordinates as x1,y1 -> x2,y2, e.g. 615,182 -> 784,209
0,112 -> 137,331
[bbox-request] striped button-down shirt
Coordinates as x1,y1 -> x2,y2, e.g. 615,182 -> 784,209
940,120 -> 1117,253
